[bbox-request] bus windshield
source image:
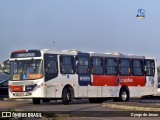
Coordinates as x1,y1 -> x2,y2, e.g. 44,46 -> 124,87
10,60 -> 43,80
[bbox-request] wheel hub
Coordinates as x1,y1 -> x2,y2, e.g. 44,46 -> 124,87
121,91 -> 127,101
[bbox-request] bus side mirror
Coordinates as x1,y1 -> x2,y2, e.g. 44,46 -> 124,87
0,60 -> 10,74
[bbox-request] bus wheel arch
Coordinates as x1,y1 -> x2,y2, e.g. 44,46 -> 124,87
119,86 -> 130,102
62,85 -> 74,105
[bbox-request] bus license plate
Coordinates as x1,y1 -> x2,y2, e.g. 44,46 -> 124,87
15,92 -> 27,96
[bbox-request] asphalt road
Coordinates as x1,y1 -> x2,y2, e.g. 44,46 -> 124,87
1,99 -> 160,120
0,99 -> 116,111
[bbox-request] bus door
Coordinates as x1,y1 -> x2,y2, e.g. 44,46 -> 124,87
76,53 -> 91,97
145,59 -> 156,87
44,54 -> 58,97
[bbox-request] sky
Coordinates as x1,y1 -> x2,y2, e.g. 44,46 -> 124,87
0,0 -> 160,64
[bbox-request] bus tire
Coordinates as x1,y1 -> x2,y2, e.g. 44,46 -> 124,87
62,87 -> 71,105
119,87 -> 129,102
32,98 -> 41,104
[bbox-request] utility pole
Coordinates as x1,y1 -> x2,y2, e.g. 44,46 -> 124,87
53,41 -> 56,50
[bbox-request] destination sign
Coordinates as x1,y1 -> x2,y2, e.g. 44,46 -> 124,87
17,53 -> 35,58
10,50 -> 41,58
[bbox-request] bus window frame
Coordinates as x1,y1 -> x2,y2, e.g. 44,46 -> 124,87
91,57 -> 104,75
76,56 -> 90,75
44,54 -> 58,81
132,59 -> 144,76
105,57 -> 118,75
119,58 -> 131,76
60,55 -> 75,74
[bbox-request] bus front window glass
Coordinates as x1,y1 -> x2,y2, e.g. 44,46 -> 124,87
10,60 -> 43,80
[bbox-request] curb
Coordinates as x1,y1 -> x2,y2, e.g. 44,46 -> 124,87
102,103 -> 160,111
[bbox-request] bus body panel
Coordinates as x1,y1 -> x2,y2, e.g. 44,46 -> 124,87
92,75 -> 146,86
8,49 -> 158,101
9,78 -> 45,98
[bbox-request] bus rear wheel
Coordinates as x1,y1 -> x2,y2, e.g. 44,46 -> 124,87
62,87 -> 71,105
119,88 -> 129,102
113,87 -> 129,102
32,98 -> 41,104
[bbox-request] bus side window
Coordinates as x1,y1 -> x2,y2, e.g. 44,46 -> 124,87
44,54 -> 58,81
132,59 -> 144,76
105,58 -> 118,75
45,60 -> 57,73
76,57 -> 90,74
60,56 -> 75,74
119,59 -> 131,76
91,57 -> 104,75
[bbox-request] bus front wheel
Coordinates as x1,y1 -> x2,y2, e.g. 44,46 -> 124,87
113,87 -> 129,102
62,87 -> 71,105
